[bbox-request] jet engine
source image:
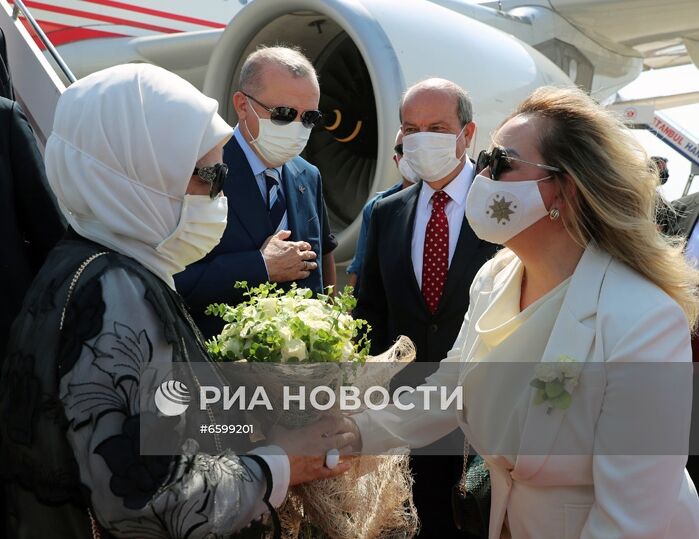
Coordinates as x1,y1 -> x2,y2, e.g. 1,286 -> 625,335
204,0 -> 572,262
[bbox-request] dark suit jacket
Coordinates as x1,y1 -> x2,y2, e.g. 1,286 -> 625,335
175,136 -> 336,338
0,97 -> 64,358
355,181 -> 497,364
666,192 -> 699,364
666,193 -> 699,484
0,28 -> 13,100
668,192 -> 699,239
355,180 -> 497,538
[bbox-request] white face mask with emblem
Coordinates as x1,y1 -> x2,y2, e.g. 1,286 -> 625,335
464,174 -> 550,245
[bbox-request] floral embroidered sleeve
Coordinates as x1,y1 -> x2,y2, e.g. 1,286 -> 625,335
58,267 -> 289,538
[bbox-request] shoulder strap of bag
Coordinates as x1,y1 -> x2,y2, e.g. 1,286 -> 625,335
59,251 -> 109,331
58,250 -> 111,539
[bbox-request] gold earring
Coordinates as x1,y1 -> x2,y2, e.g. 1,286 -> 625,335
549,208 -> 560,221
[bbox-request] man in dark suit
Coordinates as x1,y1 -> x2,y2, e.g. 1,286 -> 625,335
663,190 -> 699,484
176,46 -> 336,338
1,97 -> 64,360
664,190 -> 699,362
669,191 -> 699,244
347,129 -> 417,294
355,79 -> 497,537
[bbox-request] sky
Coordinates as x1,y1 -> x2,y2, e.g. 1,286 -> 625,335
622,65 -> 699,201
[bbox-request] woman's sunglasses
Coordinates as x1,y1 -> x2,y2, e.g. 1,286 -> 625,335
193,163 -> 228,199
243,92 -> 323,129
476,147 -> 561,181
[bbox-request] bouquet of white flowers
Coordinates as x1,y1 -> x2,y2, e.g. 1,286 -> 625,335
206,282 -> 370,364
205,282 -> 418,539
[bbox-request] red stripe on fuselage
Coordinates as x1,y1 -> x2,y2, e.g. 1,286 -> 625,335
19,18 -> 126,49
16,0 -> 181,34
81,0 -> 226,29
29,20 -> 126,47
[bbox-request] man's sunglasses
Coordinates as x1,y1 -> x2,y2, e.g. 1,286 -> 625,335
193,163 -> 228,199
243,92 -> 323,129
476,147 -> 561,181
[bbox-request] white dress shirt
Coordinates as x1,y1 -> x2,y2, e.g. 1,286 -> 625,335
233,126 -> 287,231
411,159 -> 474,288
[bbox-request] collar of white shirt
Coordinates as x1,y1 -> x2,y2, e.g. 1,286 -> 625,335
410,159 -> 475,289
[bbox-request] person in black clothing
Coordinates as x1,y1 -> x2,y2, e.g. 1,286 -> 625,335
0,96 -> 65,361
0,28 -> 13,99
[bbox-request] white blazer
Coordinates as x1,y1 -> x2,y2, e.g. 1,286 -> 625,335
356,244 -> 699,539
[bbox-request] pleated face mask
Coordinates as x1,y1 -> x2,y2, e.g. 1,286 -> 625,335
45,63 -> 234,284
402,126 -> 466,183
156,194 -> 228,267
245,96 -> 312,166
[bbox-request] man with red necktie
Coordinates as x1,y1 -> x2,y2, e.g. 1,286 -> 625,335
355,78 -> 497,537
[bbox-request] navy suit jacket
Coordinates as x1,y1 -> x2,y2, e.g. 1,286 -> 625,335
354,180 -> 497,537
175,136 -> 336,338
355,180 -> 498,364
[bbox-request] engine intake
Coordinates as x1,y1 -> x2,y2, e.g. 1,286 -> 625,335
204,0 -> 571,262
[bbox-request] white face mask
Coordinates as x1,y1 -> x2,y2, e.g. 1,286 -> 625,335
156,194 -> 228,268
398,158 -> 419,183
464,174 -> 550,245
245,97 -> 312,166
402,127 -> 466,183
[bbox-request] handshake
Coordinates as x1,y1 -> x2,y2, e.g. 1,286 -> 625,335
268,415 -> 362,486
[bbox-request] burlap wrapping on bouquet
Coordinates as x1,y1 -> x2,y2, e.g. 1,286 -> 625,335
278,336 -> 419,539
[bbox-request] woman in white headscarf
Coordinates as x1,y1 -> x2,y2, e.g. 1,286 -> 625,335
0,64 -> 352,539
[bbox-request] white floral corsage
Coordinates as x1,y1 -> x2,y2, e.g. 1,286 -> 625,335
529,355 -> 582,414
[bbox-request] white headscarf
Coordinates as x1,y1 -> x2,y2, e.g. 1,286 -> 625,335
45,63 -> 233,288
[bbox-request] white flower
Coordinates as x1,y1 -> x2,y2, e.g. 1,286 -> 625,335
239,322 -> 254,338
279,326 -> 293,342
206,282 -> 367,364
340,342 -> 354,361
224,338 -> 243,357
534,363 -> 560,383
300,304 -> 326,321
242,305 -> 257,319
281,339 -> 308,362
220,325 -> 238,340
558,356 -> 582,380
306,318 -> 332,332
535,356 -> 581,384
338,313 -> 353,329
531,355 -> 581,413
257,298 -> 277,317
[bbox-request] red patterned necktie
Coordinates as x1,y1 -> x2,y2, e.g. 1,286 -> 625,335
422,190 -> 451,314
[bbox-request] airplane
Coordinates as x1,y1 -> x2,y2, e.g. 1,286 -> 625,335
1,0 -> 698,264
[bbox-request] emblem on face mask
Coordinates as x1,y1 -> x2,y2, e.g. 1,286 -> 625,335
487,193 -> 517,224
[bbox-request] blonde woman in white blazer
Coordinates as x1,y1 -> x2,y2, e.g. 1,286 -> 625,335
351,86 -> 699,538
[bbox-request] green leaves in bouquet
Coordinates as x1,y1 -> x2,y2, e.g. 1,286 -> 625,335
205,281 -> 371,363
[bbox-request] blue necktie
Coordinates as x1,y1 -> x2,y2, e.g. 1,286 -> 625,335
264,168 -> 286,231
